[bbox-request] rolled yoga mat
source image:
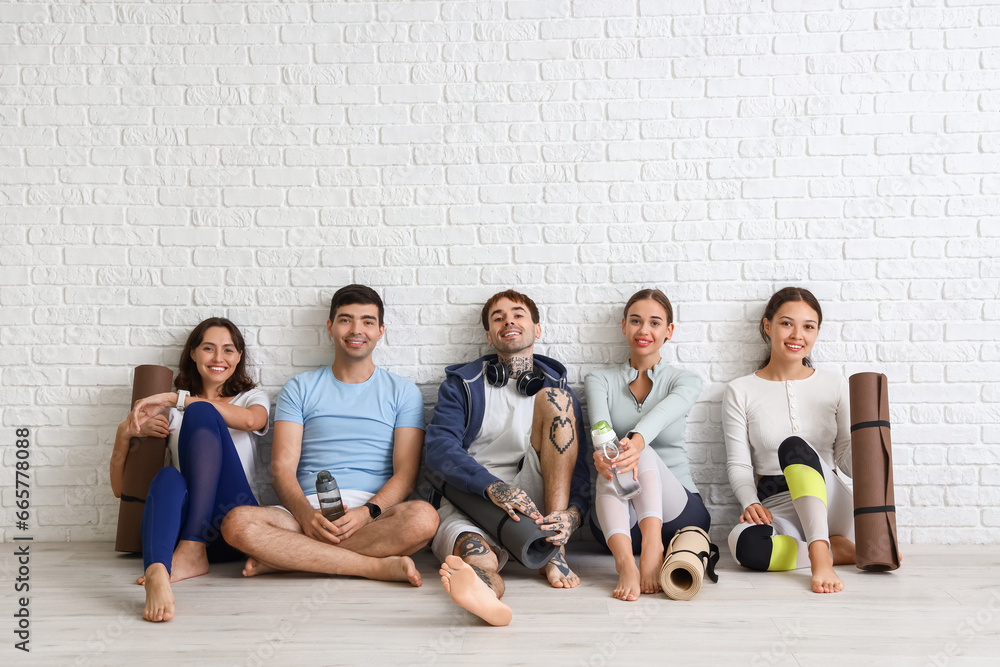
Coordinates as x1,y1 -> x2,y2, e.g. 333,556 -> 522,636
426,473 -> 559,570
114,364 -> 174,553
849,372 -> 901,572
658,526 -> 719,601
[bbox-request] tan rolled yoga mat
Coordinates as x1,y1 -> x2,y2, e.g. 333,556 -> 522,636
114,365 -> 174,553
849,372 -> 900,572
658,526 -> 719,601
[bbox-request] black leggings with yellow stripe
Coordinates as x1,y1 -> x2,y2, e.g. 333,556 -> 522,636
728,436 -> 854,571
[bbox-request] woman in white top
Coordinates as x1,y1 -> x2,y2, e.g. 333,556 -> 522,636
111,318 -> 269,621
723,287 -> 855,593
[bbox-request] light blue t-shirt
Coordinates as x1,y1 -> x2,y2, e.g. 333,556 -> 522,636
275,365 -> 424,496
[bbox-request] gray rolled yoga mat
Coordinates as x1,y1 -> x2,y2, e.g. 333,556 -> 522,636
427,473 -> 559,569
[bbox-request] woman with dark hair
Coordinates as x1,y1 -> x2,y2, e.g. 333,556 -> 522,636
111,318 -> 269,622
585,289 -> 710,601
724,287 -> 855,593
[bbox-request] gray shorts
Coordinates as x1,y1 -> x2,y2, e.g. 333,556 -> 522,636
431,448 -> 545,571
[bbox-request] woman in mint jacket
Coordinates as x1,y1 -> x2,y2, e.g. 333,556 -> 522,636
585,288 -> 710,601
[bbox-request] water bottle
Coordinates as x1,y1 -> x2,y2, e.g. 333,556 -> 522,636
591,421 -> 641,499
315,470 -> 346,521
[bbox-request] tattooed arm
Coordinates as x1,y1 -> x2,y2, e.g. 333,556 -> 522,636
486,481 -> 543,523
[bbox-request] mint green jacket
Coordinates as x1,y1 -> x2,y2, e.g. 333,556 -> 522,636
584,359 -> 703,494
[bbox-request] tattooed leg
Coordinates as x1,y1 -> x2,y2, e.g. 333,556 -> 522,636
453,532 -> 505,598
531,388 -> 577,516
440,532 -> 512,626
542,547 -> 581,589
530,388 -> 582,588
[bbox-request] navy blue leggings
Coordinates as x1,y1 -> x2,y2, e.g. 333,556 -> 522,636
589,489 -> 711,555
141,402 -> 257,572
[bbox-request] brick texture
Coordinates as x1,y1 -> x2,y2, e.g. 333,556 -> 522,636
0,2 -> 995,544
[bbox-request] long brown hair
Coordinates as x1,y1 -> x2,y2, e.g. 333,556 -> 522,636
623,288 -> 673,325
175,317 -> 255,397
758,287 -> 823,370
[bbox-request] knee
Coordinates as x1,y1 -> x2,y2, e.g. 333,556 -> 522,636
147,466 -> 184,498
778,436 -> 819,469
533,386 -> 574,417
401,501 -> 440,541
183,400 -> 220,422
729,522 -> 773,571
220,505 -> 256,544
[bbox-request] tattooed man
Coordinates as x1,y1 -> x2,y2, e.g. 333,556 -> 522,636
424,290 -> 591,626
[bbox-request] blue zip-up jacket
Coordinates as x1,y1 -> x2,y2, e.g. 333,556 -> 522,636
424,354 -> 591,517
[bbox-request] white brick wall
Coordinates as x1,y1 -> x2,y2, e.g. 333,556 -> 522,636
1,1 -> 997,544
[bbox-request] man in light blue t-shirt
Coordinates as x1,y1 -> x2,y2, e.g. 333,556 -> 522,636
222,285 -> 439,586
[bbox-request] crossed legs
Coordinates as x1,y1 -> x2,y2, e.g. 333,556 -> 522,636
220,500 -> 438,585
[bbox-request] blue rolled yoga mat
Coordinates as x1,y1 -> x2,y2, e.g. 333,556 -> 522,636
427,473 -> 559,570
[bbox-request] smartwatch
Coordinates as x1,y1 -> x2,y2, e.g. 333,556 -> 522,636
363,502 -> 382,520
176,390 -> 190,412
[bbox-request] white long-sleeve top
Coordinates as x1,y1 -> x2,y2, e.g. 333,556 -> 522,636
723,369 -> 853,511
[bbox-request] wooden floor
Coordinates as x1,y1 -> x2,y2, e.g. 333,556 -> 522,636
6,542 -> 1000,666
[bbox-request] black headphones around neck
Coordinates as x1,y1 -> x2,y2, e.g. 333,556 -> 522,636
485,358 -> 545,396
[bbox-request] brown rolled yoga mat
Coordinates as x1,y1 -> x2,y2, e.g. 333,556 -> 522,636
114,365 -> 174,553
658,526 -> 719,601
849,372 -> 900,572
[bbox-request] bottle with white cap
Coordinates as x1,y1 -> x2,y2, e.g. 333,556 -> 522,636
591,421 -> 641,499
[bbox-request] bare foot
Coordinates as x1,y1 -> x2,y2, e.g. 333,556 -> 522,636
830,535 -> 856,566
142,563 -> 175,622
613,561 -> 641,601
639,545 -> 664,595
809,541 -> 844,594
541,548 -> 580,589
167,540 -> 210,582
242,557 -> 283,578
136,541 -> 210,586
440,555 -> 512,627
372,556 -> 422,587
